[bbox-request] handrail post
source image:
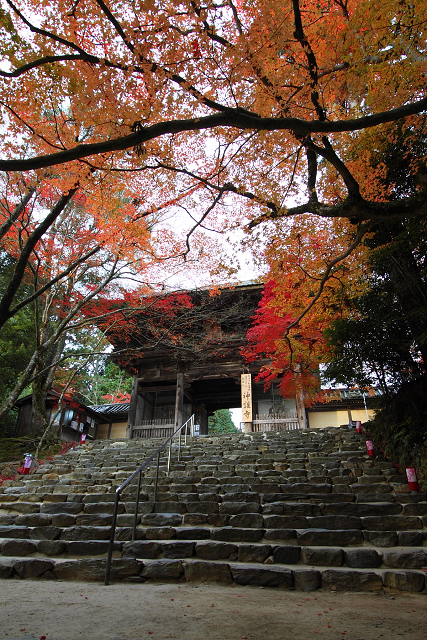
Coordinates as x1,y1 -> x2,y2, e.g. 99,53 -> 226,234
132,469 -> 142,541
178,429 -> 181,462
153,451 -> 160,504
105,491 -> 121,585
167,439 -> 172,476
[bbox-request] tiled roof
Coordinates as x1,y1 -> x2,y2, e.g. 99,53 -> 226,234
89,402 -> 130,416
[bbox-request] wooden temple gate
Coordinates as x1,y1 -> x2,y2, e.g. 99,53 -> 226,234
108,284 -> 308,438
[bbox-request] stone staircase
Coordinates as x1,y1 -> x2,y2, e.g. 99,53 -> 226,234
0,428 -> 426,592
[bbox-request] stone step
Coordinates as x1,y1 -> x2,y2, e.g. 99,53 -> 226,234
1,426 -> 425,591
1,521 -> 425,546
6,554 -> 417,592
2,528 -> 426,571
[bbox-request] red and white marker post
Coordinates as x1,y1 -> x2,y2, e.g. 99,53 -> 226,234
22,454 -> 33,475
366,440 -> 375,457
405,467 -> 420,491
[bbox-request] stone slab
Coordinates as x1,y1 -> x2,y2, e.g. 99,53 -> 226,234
59,526 -> 111,541
140,513 -> 182,527
301,547 -> 343,567
54,558 -> 142,581
361,515 -> 422,530
29,526 -> 62,540
161,541 -> 195,558
364,530 -> 398,547
308,515 -> 362,529
321,502 -> 401,516
122,541 -> 162,559
230,563 -> 294,588
145,527 -> 176,540
13,558 -> 54,579
41,502 -> 83,514
175,527 -> 211,540
297,529 -> 363,546
184,560 -> 232,583
273,545 -> 301,564
321,569 -> 382,591
141,559 -> 184,580
211,527 -> 264,543
382,550 -> 427,569
228,513 -> 264,528
383,570 -> 425,592
238,544 -> 272,563
0,526 -> 29,539
1,539 -> 37,556
219,502 -> 261,515
195,541 -> 238,560
36,540 -> 67,555
263,515 -> 308,529
344,549 -> 382,568
293,569 -> 321,591
15,514 -> 51,527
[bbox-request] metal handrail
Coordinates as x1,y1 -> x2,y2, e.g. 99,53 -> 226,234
104,414 -> 195,585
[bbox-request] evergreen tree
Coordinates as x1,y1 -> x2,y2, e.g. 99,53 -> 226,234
0,252 -> 35,436
208,409 -> 238,434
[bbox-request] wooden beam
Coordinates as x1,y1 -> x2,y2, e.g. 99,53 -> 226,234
127,375 -> 139,439
137,383 -> 187,392
174,372 -> 184,430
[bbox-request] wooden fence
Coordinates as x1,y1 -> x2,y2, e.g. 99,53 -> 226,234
252,412 -> 300,432
132,418 -> 175,439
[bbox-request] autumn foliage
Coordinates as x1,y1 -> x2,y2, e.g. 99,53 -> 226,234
0,1 -> 425,228
1,0 -> 427,422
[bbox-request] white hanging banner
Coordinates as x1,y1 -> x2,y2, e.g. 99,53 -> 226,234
241,373 -> 252,422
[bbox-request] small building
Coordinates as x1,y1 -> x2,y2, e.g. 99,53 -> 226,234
308,388 -> 377,429
14,390 -> 102,442
89,402 -> 130,440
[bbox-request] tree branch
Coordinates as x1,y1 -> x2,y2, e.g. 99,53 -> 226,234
7,245 -> 101,323
307,136 -> 361,200
0,54 -> 91,78
292,0 -> 326,121
5,0 -> 97,57
2,97 -> 427,172
248,193 -> 427,227
0,186 -> 79,329
283,222 -> 371,339
93,0 -> 135,55
0,186 -> 35,242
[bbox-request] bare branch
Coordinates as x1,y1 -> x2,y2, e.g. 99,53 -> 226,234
7,245 -> 101,322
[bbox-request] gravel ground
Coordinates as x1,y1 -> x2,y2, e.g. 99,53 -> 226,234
0,580 -> 426,640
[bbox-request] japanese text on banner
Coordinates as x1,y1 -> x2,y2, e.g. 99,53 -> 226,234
241,373 -> 252,422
